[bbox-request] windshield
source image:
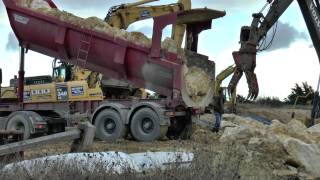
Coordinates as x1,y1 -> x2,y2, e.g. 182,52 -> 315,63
53,67 -> 66,82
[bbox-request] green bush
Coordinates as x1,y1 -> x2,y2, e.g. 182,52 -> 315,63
255,96 -> 284,107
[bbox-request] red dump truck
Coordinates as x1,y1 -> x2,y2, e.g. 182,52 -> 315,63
0,0 -> 225,142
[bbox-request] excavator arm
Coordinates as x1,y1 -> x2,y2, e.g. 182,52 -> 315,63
215,64 -> 236,94
228,0 -> 320,100
105,0 -> 191,47
215,65 -> 237,113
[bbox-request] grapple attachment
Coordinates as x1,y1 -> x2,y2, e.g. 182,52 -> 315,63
228,51 -> 259,100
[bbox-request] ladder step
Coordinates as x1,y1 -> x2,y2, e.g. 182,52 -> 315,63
79,44 -> 90,51
77,59 -> 87,63
78,49 -> 89,54
81,40 -> 91,44
76,34 -> 93,66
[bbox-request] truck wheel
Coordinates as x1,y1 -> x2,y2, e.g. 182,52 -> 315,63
130,108 -> 161,142
94,109 -> 125,141
6,115 -> 31,140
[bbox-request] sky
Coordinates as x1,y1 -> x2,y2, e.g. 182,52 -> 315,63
0,0 -> 319,100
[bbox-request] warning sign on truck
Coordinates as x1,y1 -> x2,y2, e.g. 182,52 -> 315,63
71,86 -> 84,96
24,91 -> 31,101
56,85 -> 68,101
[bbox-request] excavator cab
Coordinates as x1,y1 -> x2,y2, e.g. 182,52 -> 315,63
52,59 -> 72,83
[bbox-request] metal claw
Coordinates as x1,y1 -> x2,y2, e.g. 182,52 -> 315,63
228,67 -> 243,98
244,70 -> 259,100
228,51 -> 259,100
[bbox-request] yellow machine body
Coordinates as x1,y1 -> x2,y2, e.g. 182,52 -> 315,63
22,81 -> 103,103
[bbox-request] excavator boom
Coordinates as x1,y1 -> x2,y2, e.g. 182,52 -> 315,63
228,0 -> 320,100
215,65 -> 235,94
123,0 -> 159,8
105,0 -> 192,47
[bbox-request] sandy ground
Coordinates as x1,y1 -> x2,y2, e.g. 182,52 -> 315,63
23,125 -> 220,160
20,104 -> 312,160
0,104 -> 315,179
237,103 -> 311,123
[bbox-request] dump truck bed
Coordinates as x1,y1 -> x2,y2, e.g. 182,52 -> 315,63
4,0 -> 220,107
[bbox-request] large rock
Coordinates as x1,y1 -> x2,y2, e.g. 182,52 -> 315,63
284,138 -> 320,178
220,114 -> 267,143
220,121 -> 238,129
220,125 -> 265,143
307,124 -> 320,144
223,114 -> 266,130
308,123 -> 320,134
269,119 -> 315,144
307,123 -> 320,144
220,126 -> 251,142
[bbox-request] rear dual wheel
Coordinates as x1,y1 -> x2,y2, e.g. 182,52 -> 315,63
130,108 -> 167,142
95,108 -> 167,142
6,114 -> 31,140
94,109 -> 125,141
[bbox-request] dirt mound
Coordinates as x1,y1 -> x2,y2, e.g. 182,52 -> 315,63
220,114 -> 320,179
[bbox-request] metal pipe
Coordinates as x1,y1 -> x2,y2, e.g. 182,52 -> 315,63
18,46 -> 25,103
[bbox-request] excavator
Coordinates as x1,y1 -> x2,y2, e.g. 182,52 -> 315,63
102,0 -> 191,98
228,0 -> 320,126
204,64 -> 237,114
215,65 -> 237,113
105,0 -> 191,47
1,59 -> 104,103
1,0 -> 192,102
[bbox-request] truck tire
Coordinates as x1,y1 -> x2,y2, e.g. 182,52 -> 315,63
6,114 -> 31,140
130,108 -> 161,142
94,109 -> 125,141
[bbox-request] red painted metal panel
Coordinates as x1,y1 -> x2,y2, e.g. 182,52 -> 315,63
3,0 -> 183,98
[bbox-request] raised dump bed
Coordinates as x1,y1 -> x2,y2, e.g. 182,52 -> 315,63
3,0 -> 220,107
2,0 -> 226,142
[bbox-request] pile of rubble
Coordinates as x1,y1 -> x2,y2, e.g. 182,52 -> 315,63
215,114 -> 320,179
18,0 -> 178,53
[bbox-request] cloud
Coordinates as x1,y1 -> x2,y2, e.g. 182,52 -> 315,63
128,22 -> 171,39
135,26 -> 153,37
0,1 -> 6,25
262,21 -> 308,51
128,24 -> 153,37
6,32 -> 19,51
256,41 -> 319,99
